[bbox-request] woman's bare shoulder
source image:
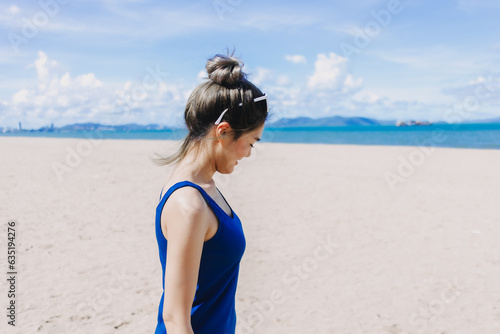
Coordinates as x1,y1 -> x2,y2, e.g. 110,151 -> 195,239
160,183 -> 212,241
165,185 -> 207,214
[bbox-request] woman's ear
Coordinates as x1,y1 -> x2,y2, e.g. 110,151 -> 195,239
216,122 -> 232,138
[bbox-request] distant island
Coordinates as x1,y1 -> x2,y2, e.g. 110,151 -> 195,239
267,116 -> 395,127
0,122 -> 174,133
1,115 -> 500,133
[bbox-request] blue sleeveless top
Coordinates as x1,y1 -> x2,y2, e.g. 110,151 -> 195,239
154,180 -> 246,334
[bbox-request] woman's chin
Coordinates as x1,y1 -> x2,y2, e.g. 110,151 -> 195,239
217,165 -> 236,175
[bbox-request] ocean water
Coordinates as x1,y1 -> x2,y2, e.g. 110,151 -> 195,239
2,123 -> 500,150
260,123 -> 500,149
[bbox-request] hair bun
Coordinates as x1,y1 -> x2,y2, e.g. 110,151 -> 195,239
206,54 -> 246,86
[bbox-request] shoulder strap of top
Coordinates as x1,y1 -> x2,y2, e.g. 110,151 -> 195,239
159,180 -> 222,216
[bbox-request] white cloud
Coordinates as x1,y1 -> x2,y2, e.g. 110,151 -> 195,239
444,73 -> 500,105
34,51 -> 52,81
158,83 -> 183,100
76,73 -> 103,88
285,55 -> 307,64
276,75 -> 290,86
223,52 -> 381,121
248,53 -> 372,120
308,52 -> 362,92
352,89 -> 380,103
8,5 -> 20,15
12,89 -> 30,105
250,67 -> 272,86
468,76 -> 487,85
0,52 -> 188,128
60,72 -> 71,87
343,74 -> 363,93
197,70 -> 207,82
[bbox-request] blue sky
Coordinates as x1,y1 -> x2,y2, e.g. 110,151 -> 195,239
1,0 -> 499,128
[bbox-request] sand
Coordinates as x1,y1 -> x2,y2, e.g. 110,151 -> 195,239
1,136 -> 499,334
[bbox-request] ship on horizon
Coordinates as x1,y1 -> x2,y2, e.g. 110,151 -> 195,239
395,120 -> 433,127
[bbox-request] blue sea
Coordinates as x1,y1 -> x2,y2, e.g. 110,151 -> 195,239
2,123 -> 500,150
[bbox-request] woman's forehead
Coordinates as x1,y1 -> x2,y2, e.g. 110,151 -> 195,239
251,124 -> 265,138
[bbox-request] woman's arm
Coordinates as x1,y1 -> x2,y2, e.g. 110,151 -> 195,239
161,187 -> 212,334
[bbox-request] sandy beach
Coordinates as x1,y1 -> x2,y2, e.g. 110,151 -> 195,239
1,136 -> 499,334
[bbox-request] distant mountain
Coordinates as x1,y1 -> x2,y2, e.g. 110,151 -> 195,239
267,116 -> 395,127
0,122 -> 177,133
9,115 -> 499,134
56,122 -> 170,132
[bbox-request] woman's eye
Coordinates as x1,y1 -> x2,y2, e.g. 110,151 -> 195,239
250,144 -> 254,148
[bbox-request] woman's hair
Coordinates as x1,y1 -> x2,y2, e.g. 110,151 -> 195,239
153,52 -> 268,166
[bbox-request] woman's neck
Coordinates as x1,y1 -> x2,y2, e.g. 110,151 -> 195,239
171,146 -> 217,186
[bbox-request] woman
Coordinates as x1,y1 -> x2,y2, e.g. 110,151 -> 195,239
154,53 -> 268,334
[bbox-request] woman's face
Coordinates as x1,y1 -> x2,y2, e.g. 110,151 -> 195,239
216,124 -> 265,174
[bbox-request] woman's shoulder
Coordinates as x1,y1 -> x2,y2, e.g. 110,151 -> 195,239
163,182 -> 208,214
160,182 -> 214,241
